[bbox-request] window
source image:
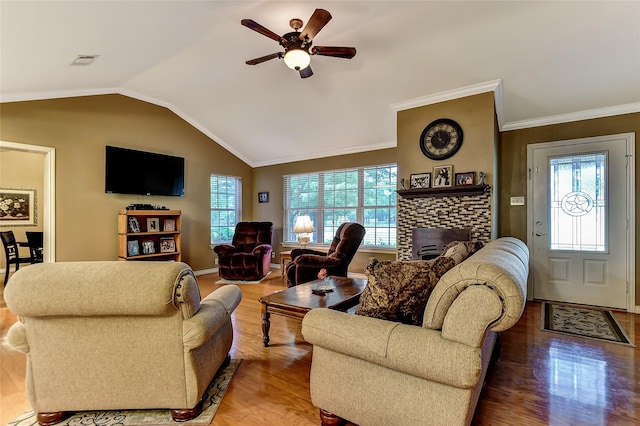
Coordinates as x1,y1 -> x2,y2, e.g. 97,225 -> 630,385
210,174 -> 241,244
284,164 -> 397,248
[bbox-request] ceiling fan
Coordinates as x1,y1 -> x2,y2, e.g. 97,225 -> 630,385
241,8 -> 356,78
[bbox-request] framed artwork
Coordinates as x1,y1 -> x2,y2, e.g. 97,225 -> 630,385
455,172 -> 476,186
128,217 -> 141,233
433,165 -> 453,188
161,237 -> 176,253
147,218 -> 160,232
163,218 -> 176,232
127,240 -> 140,256
409,173 -> 431,189
142,240 -> 155,255
0,188 -> 36,226
258,191 -> 269,203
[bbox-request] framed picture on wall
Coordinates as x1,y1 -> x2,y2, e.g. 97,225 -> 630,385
409,173 -> 431,189
433,165 -> 453,188
258,192 -> 269,203
455,172 -> 476,186
0,188 -> 36,226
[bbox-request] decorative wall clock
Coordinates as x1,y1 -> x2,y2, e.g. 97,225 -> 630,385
419,118 -> 463,160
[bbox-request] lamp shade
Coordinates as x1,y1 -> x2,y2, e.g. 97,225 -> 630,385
284,47 -> 311,70
293,215 -> 315,234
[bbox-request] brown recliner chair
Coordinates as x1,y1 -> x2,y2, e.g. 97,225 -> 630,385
286,222 -> 365,287
214,222 -> 273,281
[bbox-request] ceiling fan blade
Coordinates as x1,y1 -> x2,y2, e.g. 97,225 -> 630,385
311,46 -> 357,59
299,9 -> 332,41
299,66 -> 313,79
241,19 -> 282,42
245,52 -> 283,65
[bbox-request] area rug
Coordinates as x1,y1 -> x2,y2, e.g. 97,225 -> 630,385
8,359 -> 241,426
542,302 -> 633,346
215,270 -> 272,285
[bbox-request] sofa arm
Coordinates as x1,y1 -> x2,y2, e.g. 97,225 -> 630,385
7,321 -> 29,353
252,244 -> 272,258
441,285 -> 503,347
294,254 -> 341,269
302,309 -> 482,388
213,244 -> 237,256
182,285 -> 241,351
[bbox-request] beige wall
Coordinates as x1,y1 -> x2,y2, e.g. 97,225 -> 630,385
0,150 -> 45,268
253,149 -> 398,274
396,92 -> 498,233
498,112 -> 640,305
0,95 -> 253,271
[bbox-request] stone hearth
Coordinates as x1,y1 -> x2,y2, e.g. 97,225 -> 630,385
397,191 -> 492,261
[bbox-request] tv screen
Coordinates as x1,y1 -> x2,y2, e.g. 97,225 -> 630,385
105,146 -> 185,196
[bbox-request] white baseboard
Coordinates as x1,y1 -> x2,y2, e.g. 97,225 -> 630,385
194,267 -> 217,276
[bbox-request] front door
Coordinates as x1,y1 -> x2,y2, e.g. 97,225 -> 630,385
528,133 -> 634,310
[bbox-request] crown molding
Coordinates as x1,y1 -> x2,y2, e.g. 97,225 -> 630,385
501,102 -> 640,131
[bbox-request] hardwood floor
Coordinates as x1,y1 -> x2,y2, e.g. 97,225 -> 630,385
1,269 -> 639,425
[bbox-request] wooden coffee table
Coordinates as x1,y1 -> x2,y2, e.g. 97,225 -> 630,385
258,276 -> 367,347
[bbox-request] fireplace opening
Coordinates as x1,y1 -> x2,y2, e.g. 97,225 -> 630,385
412,228 -> 471,260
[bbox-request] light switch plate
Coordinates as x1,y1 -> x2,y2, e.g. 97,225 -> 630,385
510,196 -> 525,206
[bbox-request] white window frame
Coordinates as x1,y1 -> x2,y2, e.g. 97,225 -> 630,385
283,164 -> 397,248
210,174 -> 242,245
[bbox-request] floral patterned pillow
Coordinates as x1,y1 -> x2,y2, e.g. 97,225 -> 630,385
355,256 -> 456,326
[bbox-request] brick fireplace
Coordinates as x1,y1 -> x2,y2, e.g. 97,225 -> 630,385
397,190 -> 492,261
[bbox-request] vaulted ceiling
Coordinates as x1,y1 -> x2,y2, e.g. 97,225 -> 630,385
1,1 -> 639,167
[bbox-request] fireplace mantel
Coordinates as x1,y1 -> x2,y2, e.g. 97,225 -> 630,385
397,184 -> 490,199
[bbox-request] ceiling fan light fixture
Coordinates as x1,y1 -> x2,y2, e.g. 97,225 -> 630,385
283,47 -> 310,70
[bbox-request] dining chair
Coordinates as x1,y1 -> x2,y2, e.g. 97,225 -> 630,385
25,231 -> 44,264
1,230 -> 32,285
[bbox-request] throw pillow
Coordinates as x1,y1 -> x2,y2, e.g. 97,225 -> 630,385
356,256 -> 456,326
442,240 -> 484,265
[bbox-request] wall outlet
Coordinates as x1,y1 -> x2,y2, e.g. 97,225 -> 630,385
271,252 -> 275,259
214,258 -> 218,265
510,196 -> 525,206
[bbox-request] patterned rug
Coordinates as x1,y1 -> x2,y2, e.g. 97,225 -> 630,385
542,302 -> 633,346
8,359 -> 241,426
215,270 -> 272,285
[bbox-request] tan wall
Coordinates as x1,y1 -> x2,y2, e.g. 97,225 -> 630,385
396,92 -> 498,233
252,149 -> 398,274
498,112 -> 640,305
0,150 -> 45,268
0,95 -> 253,271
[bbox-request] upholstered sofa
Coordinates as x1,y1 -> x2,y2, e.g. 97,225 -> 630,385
301,237 -> 528,426
5,261 -> 241,425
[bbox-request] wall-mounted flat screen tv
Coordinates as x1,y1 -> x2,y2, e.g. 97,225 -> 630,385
105,146 -> 185,196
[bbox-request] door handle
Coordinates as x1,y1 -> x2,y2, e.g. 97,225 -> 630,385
535,232 -> 546,236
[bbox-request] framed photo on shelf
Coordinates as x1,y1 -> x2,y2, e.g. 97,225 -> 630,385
258,192 -> 269,203
127,240 -> 140,256
455,172 -> 476,186
142,240 -> 155,255
163,218 -> 176,232
147,218 -> 160,232
161,237 -> 176,253
0,188 -> 36,226
433,165 -> 453,188
128,217 -> 141,233
409,173 -> 431,189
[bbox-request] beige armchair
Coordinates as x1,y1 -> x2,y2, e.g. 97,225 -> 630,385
302,237 -> 528,426
5,261 -> 241,425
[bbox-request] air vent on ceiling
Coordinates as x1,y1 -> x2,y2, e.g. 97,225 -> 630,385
70,55 -> 99,66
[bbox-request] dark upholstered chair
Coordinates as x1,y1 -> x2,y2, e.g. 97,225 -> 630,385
214,222 -> 273,281
1,231 -> 32,286
286,222 -> 365,287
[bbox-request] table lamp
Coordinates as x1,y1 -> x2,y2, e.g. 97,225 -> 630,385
293,215 -> 314,248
